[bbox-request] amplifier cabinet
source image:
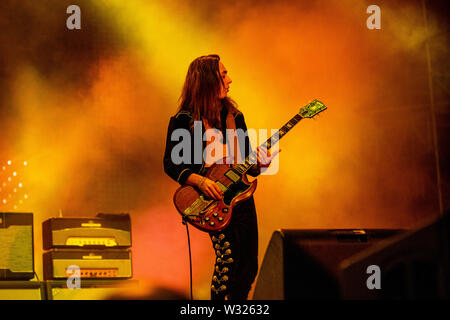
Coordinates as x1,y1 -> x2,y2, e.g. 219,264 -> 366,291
45,280 -> 139,300
0,281 -> 45,300
0,212 -> 34,280
42,213 -> 131,250
43,249 -> 132,280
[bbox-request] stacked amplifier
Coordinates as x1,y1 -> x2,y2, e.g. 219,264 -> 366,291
42,213 -> 132,280
0,212 -> 34,280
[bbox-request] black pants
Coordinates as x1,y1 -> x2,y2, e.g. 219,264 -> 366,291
209,195 -> 259,300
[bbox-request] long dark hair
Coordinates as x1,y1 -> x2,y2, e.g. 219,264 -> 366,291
177,54 -> 240,129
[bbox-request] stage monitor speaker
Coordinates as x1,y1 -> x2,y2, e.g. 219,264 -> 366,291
253,229 -> 404,300
339,213 -> 450,299
0,212 -> 34,280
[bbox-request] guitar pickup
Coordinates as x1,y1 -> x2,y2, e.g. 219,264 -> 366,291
215,181 -> 228,192
225,170 -> 240,183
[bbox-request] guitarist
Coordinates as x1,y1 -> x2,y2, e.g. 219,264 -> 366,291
163,54 -> 279,300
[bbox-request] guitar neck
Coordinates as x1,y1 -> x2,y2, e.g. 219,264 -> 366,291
233,113 -> 303,175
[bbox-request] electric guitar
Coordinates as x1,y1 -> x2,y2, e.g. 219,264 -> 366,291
173,99 -> 327,232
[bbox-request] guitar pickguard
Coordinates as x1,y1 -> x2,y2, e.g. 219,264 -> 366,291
222,179 -> 252,206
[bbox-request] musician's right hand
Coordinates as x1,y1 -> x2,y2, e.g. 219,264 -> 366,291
198,177 -> 223,200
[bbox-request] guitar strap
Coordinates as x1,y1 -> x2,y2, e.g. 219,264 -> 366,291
204,106 -> 242,166
225,112 -> 242,165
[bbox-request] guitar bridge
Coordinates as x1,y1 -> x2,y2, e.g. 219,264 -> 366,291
183,195 -> 213,217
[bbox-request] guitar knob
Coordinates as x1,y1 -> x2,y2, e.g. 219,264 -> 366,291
210,222 -> 215,226
222,208 -> 229,213
218,217 -> 223,222
213,213 -> 218,217
205,217 -> 210,221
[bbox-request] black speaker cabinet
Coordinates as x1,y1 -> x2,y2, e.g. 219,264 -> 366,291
0,212 -> 34,280
253,229 -> 404,299
339,213 -> 450,299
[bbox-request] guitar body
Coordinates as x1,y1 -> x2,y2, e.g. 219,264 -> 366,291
173,158 -> 257,232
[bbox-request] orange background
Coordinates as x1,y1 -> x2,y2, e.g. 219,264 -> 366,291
0,0 -> 447,299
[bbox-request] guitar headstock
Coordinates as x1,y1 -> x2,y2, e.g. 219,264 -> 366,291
299,99 -> 327,118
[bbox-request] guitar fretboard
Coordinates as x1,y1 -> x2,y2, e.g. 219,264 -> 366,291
232,114 -> 303,175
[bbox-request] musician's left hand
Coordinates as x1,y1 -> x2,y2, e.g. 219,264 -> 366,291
256,146 -> 281,173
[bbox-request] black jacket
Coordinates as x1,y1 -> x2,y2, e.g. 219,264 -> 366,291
163,109 -> 261,185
